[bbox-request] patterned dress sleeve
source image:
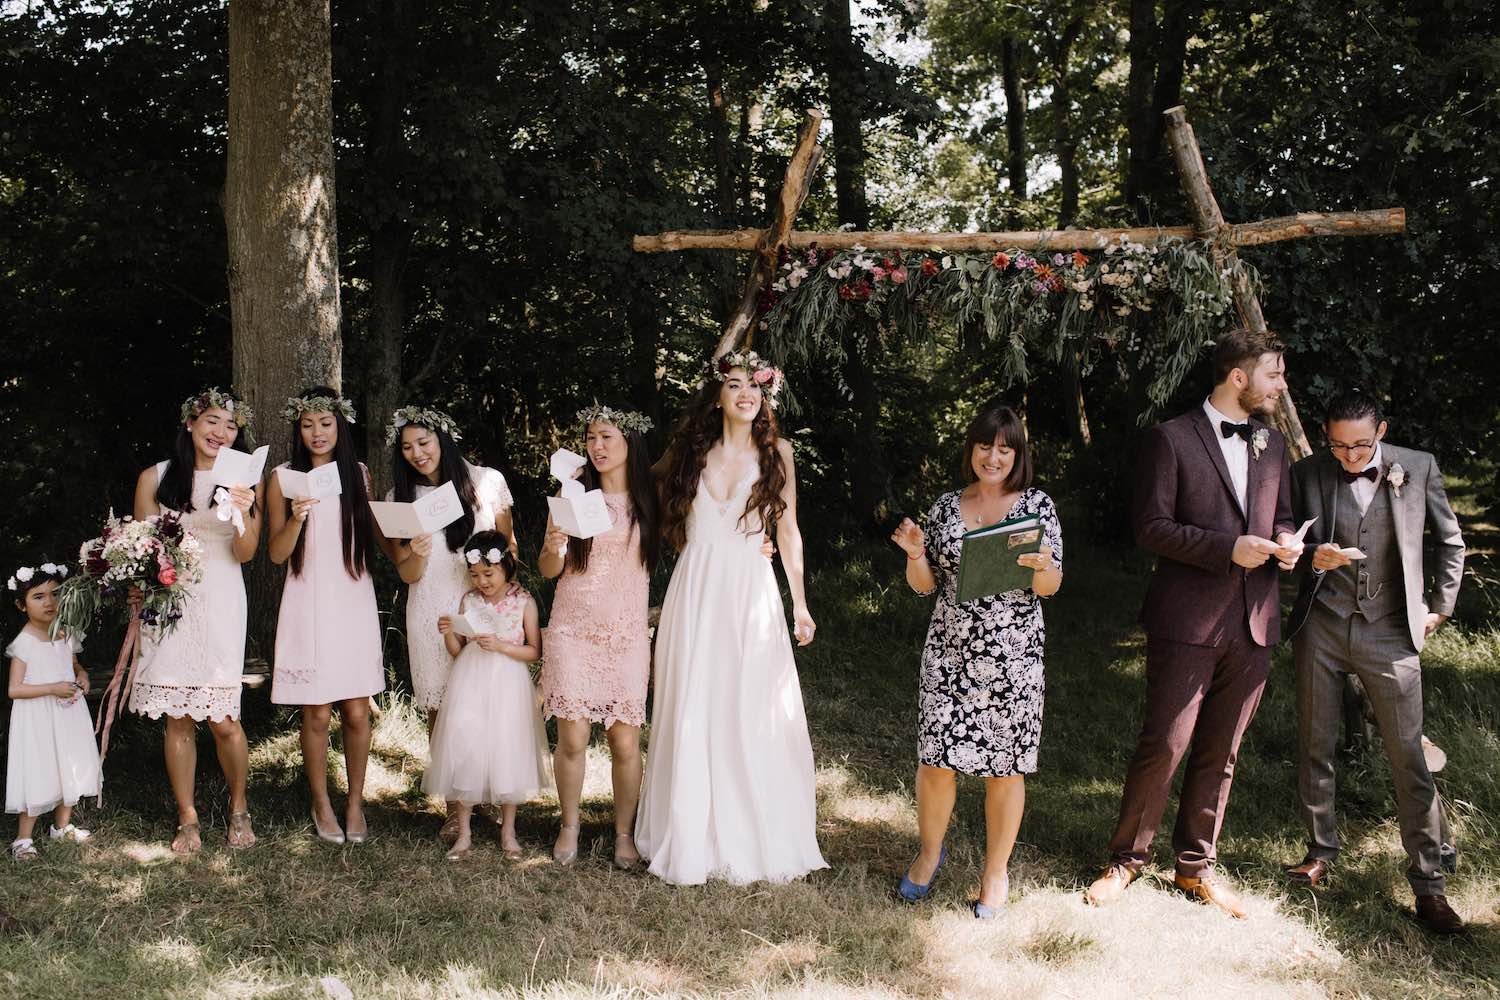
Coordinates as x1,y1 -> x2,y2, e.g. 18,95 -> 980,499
1034,490 -> 1064,574
917,495 -> 950,596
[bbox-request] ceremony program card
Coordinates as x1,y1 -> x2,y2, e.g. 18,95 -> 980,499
368,480 -> 464,539
450,604 -> 503,639
276,463 -> 343,502
955,513 -> 1044,603
210,444 -> 270,488
546,448 -> 614,539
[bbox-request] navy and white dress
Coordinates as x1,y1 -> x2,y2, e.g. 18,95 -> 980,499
916,488 -> 1063,777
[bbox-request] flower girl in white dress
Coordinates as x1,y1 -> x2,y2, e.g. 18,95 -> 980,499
426,531 -> 550,861
7,563 -> 101,861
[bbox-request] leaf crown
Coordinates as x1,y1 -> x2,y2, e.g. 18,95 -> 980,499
386,405 -> 463,447
577,402 -> 654,436
181,387 -> 253,428
283,394 -> 357,424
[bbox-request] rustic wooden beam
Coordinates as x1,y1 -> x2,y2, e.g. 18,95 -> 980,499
634,208 -> 1404,254
715,108 -> 823,357
1162,104 -> 1313,458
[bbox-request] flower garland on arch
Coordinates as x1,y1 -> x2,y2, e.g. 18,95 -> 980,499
756,236 -> 1257,410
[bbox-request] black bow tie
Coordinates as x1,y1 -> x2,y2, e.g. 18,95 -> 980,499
1220,421 -> 1254,443
1341,467 -> 1379,484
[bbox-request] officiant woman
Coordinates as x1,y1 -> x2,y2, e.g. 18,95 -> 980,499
889,403 -> 1062,918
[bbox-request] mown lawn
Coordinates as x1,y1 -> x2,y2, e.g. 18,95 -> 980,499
1,515 -> 1496,998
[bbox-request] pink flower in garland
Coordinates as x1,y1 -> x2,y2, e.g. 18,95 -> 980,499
890,265 -> 908,284
158,566 -> 177,586
1014,252 -> 1036,270
871,266 -> 888,281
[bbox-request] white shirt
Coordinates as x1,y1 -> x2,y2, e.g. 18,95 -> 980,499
1349,443 -> 1383,516
1202,397 -> 1249,513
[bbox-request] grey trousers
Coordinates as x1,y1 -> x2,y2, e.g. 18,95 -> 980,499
1294,608 -> 1445,896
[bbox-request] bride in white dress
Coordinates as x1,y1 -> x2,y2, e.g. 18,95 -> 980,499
635,350 -> 828,885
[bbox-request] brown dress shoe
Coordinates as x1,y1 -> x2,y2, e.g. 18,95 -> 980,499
1175,870 -> 1248,919
1085,864 -> 1138,907
1285,858 -> 1330,887
1414,894 -> 1464,935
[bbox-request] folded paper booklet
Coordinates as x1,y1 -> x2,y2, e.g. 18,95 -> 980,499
210,444 -> 270,488
368,480 -> 464,539
450,604 -> 503,639
1336,546 -> 1367,560
277,463 -> 343,501
546,448 -> 614,539
955,513 -> 1044,603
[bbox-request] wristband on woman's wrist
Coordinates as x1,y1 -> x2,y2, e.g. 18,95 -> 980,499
906,550 -> 925,561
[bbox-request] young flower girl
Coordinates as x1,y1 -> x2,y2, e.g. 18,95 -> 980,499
426,531 -> 550,861
7,562 -> 101,861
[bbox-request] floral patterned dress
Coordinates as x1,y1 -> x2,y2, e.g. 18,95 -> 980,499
917,488 -> 1063,777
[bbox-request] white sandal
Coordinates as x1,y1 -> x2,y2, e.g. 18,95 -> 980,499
49,824 -> 91,843
10,839 -> 38,862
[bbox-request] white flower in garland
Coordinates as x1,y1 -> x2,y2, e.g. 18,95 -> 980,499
15,566 -> 34,583
486,547 -> 503,563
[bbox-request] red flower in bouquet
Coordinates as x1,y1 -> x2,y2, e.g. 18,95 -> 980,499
921,258 -> 938,277
993,251 -> 1011,270
157,566 -> 177,586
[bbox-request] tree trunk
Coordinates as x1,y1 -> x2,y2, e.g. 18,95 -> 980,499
1148,0 -> 1199,156
226,0 -> 342,658
703,57 -> 741,322
1000,35 -> 1027,219
628,290 -> 664,453
1050,15 -> 1085,229
363,0 -> 412,498
1123,0 -> 1158,219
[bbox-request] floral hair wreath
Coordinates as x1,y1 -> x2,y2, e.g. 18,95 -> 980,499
386,405 -> 463,447
181,387 -> 254,428
283,394 -> 357,424
464,547 -> 506,566
577,402 -> 654,436
711,350 -> 786,408
7,562 -> 68,593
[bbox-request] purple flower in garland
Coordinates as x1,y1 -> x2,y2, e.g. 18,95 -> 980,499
1051,253 -> 1068,267
1013,252 -> 1037,270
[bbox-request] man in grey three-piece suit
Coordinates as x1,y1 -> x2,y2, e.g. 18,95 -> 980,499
1284,389 -> 1466,934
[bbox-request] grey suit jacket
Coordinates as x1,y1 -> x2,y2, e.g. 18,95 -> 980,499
1286,444 -> 1465,651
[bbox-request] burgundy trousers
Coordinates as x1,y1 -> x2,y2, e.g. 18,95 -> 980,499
1106,615 -> 1271,876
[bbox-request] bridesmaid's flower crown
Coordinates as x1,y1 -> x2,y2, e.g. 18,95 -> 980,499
7,561 -> 67,592
577,402 -> 654,436
711,350 -> 785,408
181,387 -> 253,428
386,405 -> 463,447
283,394 -> 357,424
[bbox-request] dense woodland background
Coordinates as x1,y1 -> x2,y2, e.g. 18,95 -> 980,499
2,0 -> 1497,660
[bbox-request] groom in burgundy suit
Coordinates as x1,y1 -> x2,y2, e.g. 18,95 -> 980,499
1086,328 -> 1301,918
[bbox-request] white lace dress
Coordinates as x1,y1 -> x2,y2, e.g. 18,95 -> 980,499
6,631 -> 102,815
390,464 -> 514,709
129,463 -> 247,722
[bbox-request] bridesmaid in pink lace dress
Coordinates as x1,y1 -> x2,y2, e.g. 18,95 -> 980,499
539,404 -> 659,868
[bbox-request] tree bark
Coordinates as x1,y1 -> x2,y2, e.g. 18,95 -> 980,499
226,0 -> 343,657
1148,0 -> 1199,157
825,0 -> 869,229
1000,35 -> 1028,216
703,55 -> 740,321
1049,14 -> 1086,229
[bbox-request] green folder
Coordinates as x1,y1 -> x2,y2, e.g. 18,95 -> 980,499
955,513 -> 1044,603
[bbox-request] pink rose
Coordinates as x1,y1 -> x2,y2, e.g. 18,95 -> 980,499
871,266 -> 887,281
752,368 -> 774,386
158,566 -> 177,586
890,266 -> 908,284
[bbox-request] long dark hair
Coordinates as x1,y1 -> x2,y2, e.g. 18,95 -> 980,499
156,417 -> 252,514
564,417 -> 661,575
389,423 -> 477,551
286,386 -> 375,579
661,379 -> 786,553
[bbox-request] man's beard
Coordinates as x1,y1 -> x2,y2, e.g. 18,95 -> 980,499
1237,385 -> 1277,417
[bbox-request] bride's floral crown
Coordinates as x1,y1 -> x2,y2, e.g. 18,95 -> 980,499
711,350 -> 785,408
181,387 -> 253,428
283,394 -> 357,424
577,402 -> 654,435
7,561 -> 68,593
386,405 -> 463,447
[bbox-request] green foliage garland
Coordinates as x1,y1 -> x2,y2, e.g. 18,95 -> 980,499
758,237 -> 1258,410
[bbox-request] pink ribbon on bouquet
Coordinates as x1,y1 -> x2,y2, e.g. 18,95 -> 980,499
93,614 -> 143,803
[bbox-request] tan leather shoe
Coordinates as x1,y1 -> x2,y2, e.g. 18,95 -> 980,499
1414,894 -> 1464,935
1175,869 -> 1248,919
1085,864 -> 1138,907
1285,858 -> 1330,887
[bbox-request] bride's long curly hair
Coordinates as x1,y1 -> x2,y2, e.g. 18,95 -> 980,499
660,378 -> 786,552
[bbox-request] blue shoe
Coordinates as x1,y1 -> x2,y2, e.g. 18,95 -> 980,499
973,876 -> 1008,920
896,846 -> 946,903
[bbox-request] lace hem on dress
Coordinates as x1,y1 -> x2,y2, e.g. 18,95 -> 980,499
542,692 -> 645,728
130,683 -> 241,722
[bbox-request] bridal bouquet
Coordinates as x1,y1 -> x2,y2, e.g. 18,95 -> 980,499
52,510 -> 204,779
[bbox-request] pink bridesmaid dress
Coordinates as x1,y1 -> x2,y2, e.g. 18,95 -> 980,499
271,463 -> 385,706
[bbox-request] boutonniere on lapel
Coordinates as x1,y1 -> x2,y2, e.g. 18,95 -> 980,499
1386,462 -> 1406,498
1250,427 -> 1269,460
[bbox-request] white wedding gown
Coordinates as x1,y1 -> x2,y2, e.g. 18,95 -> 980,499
635,466 -> 829,885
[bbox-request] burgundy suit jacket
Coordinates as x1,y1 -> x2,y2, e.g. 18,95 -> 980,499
1134,407 -> 1295,647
